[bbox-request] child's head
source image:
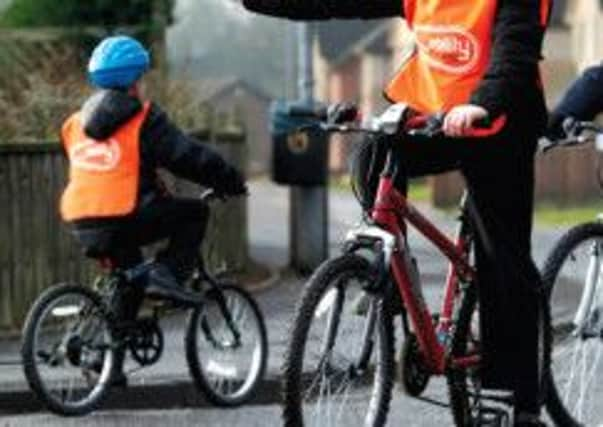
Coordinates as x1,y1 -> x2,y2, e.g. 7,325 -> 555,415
88,36 -> 150,94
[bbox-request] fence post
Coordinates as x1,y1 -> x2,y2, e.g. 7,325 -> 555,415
204,112 -> 248,272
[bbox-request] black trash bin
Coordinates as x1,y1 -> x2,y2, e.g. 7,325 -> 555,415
270,100 -> 328,187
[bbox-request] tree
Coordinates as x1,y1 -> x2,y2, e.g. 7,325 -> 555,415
0,0 -> 173,28
168,0 -> 290,98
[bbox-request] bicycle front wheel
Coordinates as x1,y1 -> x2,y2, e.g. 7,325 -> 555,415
21,284 -> 116,416
542,222 -> 603,427
185,283 -> 268,407
282,254 -> 395,427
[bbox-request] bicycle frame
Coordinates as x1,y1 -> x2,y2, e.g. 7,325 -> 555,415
363,172 -> 478,375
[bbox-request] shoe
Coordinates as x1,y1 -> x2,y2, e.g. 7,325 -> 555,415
110,370 -> 128,389
146,263 -> 200,305
86,352 -> 128,389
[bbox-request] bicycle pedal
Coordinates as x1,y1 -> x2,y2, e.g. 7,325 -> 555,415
477,407 -> 511,427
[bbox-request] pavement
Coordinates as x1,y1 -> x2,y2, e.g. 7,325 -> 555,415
0,180 -> 574,425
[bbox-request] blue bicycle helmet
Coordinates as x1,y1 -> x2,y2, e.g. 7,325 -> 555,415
88,36 -> 150,89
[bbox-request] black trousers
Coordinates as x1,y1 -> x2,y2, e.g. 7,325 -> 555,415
71,197 -> 209,320
369,123 -> 543,413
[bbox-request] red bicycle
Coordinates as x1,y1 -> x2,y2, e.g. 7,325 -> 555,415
281,104 -> 550,427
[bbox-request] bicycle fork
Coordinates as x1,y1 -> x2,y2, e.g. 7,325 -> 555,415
573,240 -> 603,338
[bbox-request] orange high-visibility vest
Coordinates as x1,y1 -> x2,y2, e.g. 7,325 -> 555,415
60,102 -> 151,221
385,0 -> 551,113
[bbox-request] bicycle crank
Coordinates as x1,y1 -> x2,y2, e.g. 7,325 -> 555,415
128,318 -> 164,367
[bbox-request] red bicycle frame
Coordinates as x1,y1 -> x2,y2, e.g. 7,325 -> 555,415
371,175 -> 478,375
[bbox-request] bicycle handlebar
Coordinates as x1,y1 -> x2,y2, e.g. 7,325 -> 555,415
293,103 -> 504,140
540,118 -> 603,153
288,104 -> 328,121
199,188 -> 249,203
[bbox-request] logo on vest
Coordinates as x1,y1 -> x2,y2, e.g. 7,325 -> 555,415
70,138 -> 122,172
414,25 -> 480,74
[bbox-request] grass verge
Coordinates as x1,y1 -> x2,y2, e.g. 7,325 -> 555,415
533,202 -> 602,226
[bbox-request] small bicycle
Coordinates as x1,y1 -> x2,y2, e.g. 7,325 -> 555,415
20,191 -> 268,416
280,104 -> 551,427
540,119 -> 603,427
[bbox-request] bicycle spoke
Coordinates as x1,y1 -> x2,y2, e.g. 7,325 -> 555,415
546,231 -> 603,426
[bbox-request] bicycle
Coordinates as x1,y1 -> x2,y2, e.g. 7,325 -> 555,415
20,190 -> 268,416
539,119 -> 603,427
280,103 -> 551,427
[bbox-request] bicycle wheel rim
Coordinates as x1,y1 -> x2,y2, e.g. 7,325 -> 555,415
29,291 -> 113,411
192,286 -> 265,402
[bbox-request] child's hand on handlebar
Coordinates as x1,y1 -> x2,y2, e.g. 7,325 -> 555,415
219,167 -> 248,197
443,104 -> 489,138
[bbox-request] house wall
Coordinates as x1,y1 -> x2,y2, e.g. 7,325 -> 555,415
568,0 -> 603,70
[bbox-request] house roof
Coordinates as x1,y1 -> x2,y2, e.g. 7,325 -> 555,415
316,20 -> 394,66
196,77 -> 272,103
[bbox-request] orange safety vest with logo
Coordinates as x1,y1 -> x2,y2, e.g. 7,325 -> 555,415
385,0 -> 551,114
60,102 -> 151,221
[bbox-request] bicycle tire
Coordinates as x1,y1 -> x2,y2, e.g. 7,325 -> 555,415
447,282 -> 479,426
282,254 -> 395,427
21,283 -> 116,416
542,222 -> 603,427
185,282 -> 268,407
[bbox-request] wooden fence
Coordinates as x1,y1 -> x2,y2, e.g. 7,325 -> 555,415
431,146 -> 602,207
0,129 -> 247,333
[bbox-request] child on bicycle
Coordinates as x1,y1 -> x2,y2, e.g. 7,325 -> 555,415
548,63 -> 603,138
60,35 -> 247,385
243,1 -> 551,425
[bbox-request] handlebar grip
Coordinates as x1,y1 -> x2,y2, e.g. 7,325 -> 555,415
465,115 -> 507,138
473,117 -> 492,129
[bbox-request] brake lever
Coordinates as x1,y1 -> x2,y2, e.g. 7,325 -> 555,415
538,138 -> 556,154
407,113 -> 446,138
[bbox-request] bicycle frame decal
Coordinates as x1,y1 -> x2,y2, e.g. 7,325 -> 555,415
372,175 -> 477,374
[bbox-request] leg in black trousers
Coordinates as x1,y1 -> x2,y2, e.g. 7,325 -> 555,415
460,135 -> 542,416
129,197 -> 210,282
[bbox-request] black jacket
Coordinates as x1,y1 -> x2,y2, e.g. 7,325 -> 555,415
549,63 -> 603,137
243,0 -> 548,124
73,90 -> 243,212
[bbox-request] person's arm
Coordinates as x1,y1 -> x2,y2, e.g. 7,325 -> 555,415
548,64 -> 603,135
142,104 -> 246,194
241,0 -> 402,20
470,0 -> 547,118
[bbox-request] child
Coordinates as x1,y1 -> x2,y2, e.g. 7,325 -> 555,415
60,35 -> 247,384
548,63 -> 603,138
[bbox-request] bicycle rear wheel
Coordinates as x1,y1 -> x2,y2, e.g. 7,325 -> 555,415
282,254 -> 395,427
21,284 -> 116,416
185,282 -> 268,406
542,222 -> 603,427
